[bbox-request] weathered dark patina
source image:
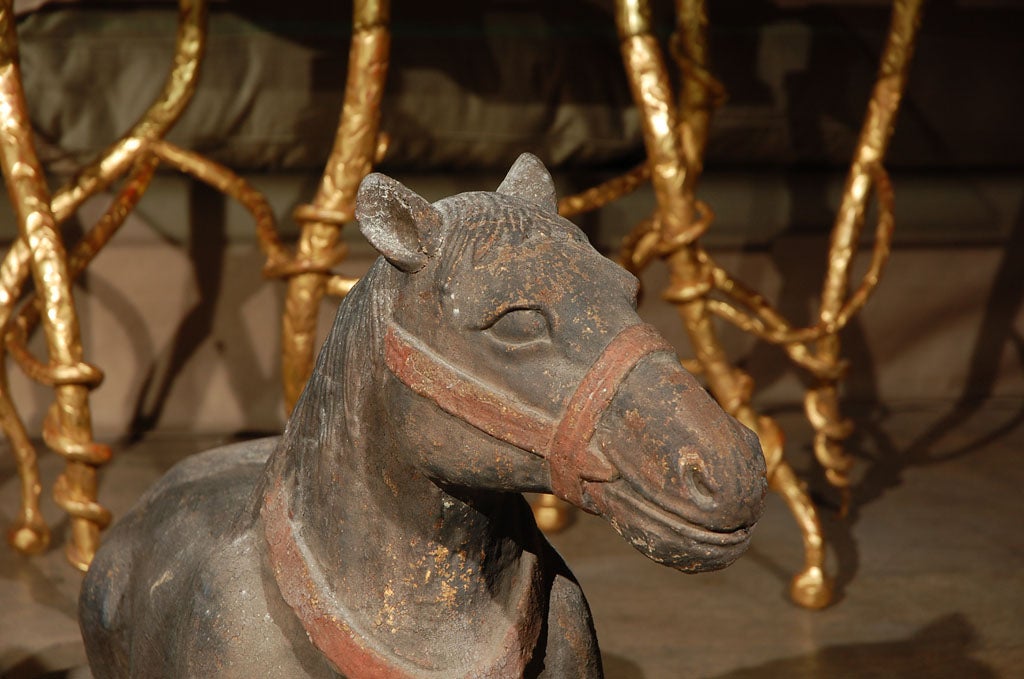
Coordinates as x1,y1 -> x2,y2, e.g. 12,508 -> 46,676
79,154 -> 767,677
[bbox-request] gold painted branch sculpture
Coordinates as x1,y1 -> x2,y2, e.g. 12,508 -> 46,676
0,0 -> 286,569
1,0 -> 922,615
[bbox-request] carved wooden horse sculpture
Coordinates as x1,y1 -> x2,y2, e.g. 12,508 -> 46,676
80,154 -> 766,677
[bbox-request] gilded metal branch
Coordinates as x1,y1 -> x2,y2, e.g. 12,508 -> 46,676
0,0 -> 108,569
6,156 -> 160,384
278,0 -> 391,413
615,0 -> 834,608
557,162 -> 649,218
806,0 -> 923,507
50,0 -> 207,222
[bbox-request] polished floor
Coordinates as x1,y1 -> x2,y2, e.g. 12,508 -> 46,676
1,401 -> 1021,678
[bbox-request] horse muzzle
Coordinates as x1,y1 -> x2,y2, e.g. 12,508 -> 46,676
578,353 -> 768,572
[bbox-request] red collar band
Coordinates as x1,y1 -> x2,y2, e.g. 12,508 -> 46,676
262,477 -> 545,678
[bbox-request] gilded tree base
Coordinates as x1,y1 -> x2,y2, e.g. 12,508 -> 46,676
790,567 -> 833,610
7,518 -> 49,555
531,494 -> 574,533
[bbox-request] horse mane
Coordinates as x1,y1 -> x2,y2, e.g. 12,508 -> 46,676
271,257 -> 399,481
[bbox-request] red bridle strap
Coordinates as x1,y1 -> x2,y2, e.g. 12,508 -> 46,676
383,322 -> 675,507
546,322 -> 674,505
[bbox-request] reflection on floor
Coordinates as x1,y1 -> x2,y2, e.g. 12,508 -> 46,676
1,403 -> 1022,678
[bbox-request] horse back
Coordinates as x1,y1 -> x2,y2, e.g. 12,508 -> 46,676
79,438 -> 280,677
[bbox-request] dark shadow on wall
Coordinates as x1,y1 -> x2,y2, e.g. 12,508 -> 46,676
708,614 -> 995,679
902,189 -> 1024,451
0,520 -> 75,621
127,181 -> 228,436
0,641 -> 89,679
845,190 -> 1024,515
127,181 -> 280,437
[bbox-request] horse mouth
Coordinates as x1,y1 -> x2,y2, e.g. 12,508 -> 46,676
587,478 -> 756,572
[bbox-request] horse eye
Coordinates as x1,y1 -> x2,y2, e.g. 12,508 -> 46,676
486,308 -> 549,346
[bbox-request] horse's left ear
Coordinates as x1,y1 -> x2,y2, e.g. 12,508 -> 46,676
356,173 -> 441,273
496,153 -> 558,214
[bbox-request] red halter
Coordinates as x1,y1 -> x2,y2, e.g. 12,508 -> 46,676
384,321 -> 675,507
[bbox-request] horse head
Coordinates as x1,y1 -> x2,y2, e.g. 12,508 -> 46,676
355,153 -> 766,573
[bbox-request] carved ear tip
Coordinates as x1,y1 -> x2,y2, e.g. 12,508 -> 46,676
513,151 -> 544,166
497,153 -> 558,213
509,153 -> 552,179
357,172 -> 393,197
356,173 -> 386,209
355,172 -> 434,274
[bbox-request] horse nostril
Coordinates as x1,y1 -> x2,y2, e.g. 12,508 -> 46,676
682,461 -> 716,509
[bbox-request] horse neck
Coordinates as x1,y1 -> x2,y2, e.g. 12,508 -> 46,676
261,262 -> 537,630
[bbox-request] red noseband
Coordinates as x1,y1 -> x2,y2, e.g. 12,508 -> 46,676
383,321 -> 675,507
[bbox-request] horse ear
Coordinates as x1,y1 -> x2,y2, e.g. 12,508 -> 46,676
356,173 -> 440,273
496,153 -> 558,214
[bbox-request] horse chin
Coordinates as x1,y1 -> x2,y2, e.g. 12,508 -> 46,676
586,479 -> 756,573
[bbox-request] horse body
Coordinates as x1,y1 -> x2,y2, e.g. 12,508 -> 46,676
81,438 -> 595,677
80,154 -> 766,678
